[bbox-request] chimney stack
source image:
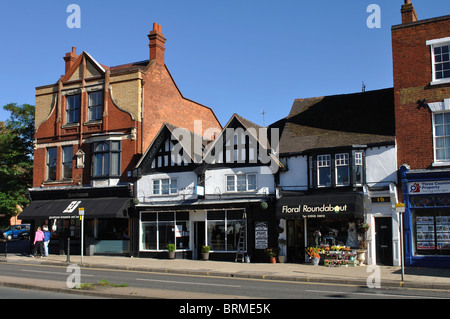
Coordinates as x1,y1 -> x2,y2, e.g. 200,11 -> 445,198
148,23 -> 166,65
401,0 -> 418,24
63,47 -> 78,74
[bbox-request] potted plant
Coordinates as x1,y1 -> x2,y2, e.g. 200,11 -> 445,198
356,222 -> 370,266
265,247 -> 279,263
278,238 -> 287,263
306,247 -> 321,266
167,243 -> 176,259
201,245 -> 210,260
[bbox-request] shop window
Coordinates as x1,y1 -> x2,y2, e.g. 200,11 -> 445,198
66,94 -> 80,124
62,145 -> 73,179
317,155 -> 331,187
335,153 -> 349,186
226,174 -> 256,192
152,178 -> 177,195
92,141 -> 121,177
88,91 -> 103,121
207,210 -> 245,252
46,147 -> 57,181
413,210 -> 450,255
140,212 -> 189,251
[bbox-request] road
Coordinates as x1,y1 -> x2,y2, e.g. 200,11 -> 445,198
0,262 -> 448,300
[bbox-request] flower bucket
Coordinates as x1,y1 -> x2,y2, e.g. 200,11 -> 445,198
311,257 -> 320,266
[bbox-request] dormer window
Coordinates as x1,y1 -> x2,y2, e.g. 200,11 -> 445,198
309,150 -> 365,189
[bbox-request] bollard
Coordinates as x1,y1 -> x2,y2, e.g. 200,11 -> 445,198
66,237 -> 70,262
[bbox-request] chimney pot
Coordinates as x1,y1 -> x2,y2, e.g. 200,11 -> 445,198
148,23 -> 166,65
401,1 -> 418,24
63,47 -> 78,74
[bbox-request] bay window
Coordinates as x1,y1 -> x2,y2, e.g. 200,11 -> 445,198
92,140 -> 121,177
309,150 -> 365,189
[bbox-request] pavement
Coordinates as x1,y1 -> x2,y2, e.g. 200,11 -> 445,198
0,253 -> 449,298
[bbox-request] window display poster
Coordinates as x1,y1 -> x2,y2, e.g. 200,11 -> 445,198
416,215 -> 450,251
416,216 -> 435,250
255,221 -> 268,249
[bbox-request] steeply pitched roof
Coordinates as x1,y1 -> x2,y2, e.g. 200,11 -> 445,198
270,88 -> 395,155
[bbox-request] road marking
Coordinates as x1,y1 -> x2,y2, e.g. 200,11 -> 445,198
136,278 -> 241,288
306,289 -> 447,299
21,269 -> 94,277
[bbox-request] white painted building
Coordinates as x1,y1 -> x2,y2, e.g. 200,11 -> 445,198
272,88 -> 401,266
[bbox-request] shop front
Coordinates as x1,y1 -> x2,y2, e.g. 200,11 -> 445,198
276,192 -> 365,263
399,166 -> 450,268
135,199 -> 276,262
19,186 -> 133,256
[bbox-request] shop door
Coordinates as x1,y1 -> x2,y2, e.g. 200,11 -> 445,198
287,220 -> 304,263
194,222 -> 205,260
375,217 -> 393,266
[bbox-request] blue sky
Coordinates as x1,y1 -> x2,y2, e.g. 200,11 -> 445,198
0,0 -> 449,127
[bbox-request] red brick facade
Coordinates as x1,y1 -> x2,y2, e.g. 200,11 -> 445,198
392,3 -> 450,170
33,23 -> 221,188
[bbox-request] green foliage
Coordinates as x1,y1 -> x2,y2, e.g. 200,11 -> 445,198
0,103 -> 35,227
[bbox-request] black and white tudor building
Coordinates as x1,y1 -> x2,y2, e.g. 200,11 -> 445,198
131,114 -> 282,262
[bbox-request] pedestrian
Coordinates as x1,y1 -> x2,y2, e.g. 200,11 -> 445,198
42,225 -> 51,257
30,227 -> 44,257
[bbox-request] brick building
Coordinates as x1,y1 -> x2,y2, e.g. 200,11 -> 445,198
393,1 -> 450,267
20,23 -> 221,256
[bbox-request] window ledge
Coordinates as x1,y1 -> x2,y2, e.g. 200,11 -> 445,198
432,162 -> 450,167
430,78 -> 450,86
62,123 -> 80,128
84,120 -> 103,126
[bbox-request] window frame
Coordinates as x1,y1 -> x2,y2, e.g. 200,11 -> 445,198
65,94 -> 80,124
226,173 -> 257,192
92,140 -> 121,178
309,150 -> 365,189
87,91 -> 103,122
427,37 -> 450,86
335,153 -> 350,186
317,154 -> 331,187
62,145 -> 73,179
432,111 -> 450,164
46,147 -> 57,181
152,178 -> 178,196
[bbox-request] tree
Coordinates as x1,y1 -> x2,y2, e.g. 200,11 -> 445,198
0,103 -> 34,228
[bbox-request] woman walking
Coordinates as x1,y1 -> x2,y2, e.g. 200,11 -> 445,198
30,227 -> 45,257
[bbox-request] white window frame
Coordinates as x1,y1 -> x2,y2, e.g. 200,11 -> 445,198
427,37 -> 450,86
152,178 -> 178,196
88,91 -> 103,121
226,174 -> 257,192
432,111 -> 450,165
335,153 -> 350,186
317,154 -> 331,187
354,152 -> 363,186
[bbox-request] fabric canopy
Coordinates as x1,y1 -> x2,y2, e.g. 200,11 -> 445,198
20,197 -> 131,220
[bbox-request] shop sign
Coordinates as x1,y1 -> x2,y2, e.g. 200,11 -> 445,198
408,180 -> 450,195
281,204 -> 348,218
255,221 -> 268,249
